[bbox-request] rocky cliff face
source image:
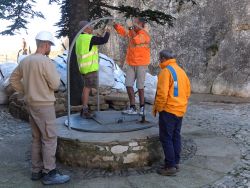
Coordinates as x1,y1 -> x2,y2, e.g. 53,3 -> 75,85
102,0 -> 250,97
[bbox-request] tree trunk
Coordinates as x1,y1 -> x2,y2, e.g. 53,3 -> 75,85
68,0 -> 89,106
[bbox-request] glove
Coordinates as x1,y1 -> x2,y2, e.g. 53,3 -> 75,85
105,26 -> 111,33
152,105 -> 157,117
128,26 -> 135,30
126,18 -> 133,28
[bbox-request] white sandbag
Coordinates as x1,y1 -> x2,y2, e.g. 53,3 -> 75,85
52,50 -> 67,86
0,62 -> 17,80
113,64 -> 126,92
3,77 -> 10,88
144,73 -> 157,104
98,53 -> 115,87
0,63 -> 18,96
0,85 -> 8,104
17,55 -> 27,64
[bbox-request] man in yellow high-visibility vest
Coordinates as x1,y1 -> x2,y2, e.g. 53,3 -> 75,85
76,21 -> 110,118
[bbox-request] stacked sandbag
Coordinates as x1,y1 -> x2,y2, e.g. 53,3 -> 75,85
8,92 -> 29,121
0,62 -> 17,104
87,87 -> 129,111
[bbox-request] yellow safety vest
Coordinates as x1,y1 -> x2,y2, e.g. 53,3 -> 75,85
75,34 -> 99,74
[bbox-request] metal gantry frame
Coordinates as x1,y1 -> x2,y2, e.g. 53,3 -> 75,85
66,16 -> 155,129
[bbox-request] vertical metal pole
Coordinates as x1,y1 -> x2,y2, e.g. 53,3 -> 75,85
67,45 -> 72,129
97,67 -> 100,112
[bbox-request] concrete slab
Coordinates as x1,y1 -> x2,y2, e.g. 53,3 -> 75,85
182,124 -> 205,135
75,177 -> 132,188
183,128 -> 220,138
62,113 -> 154,133
193,136 -> 241,158
184,155 -> 240,173
170,164 -> 224,188
57,120 -> 159,143
127,174 -> 186,188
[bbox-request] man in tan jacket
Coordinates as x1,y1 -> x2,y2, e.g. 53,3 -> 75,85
10,31 -> 70,185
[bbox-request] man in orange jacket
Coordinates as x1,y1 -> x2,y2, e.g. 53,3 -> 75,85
152,50 -> 191,176
114,18 -> 150,115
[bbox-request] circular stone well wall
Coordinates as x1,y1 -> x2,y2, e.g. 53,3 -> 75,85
57,136 -> 161,170
56,113 -> 196,170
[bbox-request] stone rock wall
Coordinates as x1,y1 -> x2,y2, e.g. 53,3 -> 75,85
8,88 -> 129,121
57,135 -> 197,169
101,0 -> 250,97
57,137 -> 162,169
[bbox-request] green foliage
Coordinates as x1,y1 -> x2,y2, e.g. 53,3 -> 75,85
0,0 -> 196,36
99,3 -> 175,26
55,0 -> 70,37
0,0 -> 44,35
89,0 -> 111,21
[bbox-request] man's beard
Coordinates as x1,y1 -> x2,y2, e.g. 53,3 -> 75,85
45,50 -> 50,56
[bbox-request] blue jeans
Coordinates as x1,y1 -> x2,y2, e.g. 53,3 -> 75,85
159,111 -> 183,168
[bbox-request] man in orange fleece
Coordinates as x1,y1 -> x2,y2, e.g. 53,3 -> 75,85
113,18 -> 150,115
152,50 -> 191,176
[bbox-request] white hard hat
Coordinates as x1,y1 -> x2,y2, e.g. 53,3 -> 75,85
35,31 -> 56,46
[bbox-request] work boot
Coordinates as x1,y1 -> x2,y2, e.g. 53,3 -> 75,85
176,164 -> 180,172
160,164 -> 180,172
157,167 -> 177,176
80,107 -> 94,119
139,106 -> 145,116
42,169 -> 70,185
122,106 -> 137,115
31,171 -> 44,181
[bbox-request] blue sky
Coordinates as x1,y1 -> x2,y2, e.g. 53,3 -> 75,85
0,1 -> 61,54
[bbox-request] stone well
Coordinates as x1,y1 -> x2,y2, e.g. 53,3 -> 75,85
56,111 -> 164,170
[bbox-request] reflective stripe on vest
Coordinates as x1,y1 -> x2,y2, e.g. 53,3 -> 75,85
130,43 -> 149,48
75,34 -> 99,74
79,60 -> 98,68
77,51 -> 98,60
166,65 -> 178,97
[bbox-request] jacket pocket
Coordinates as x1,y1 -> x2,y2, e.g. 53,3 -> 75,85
45,120 -> 57,138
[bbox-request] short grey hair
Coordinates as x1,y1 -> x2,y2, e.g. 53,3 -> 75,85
159,50 -> 175,59
36,39 -> 48,47
78,20 -> 90,30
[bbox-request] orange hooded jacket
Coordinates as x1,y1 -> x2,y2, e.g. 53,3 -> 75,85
153,59 -> 191,117
114,24 -> 150,66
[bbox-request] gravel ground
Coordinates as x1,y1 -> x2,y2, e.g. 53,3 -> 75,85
185,100 -> 250,188
0,94 -> 249,187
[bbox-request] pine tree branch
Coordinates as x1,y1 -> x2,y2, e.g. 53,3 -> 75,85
98,3 -> 175,26
0,0 -> 45,35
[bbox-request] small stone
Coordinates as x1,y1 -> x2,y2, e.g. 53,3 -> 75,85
89,103 -> 109,111
70,105 -> 82,112
88,96 -> 105,105
102,156 -> 114,161
104,93 -> 129,102
112,101 -> 129,106
132,146 -> 144,151
129,142 -> 138,147
90,88 -> 97,96
55,103 -> 65,113
111,145 -> 129,154
97,146 -> 105,151
110,105 -> 126,111
123,153 -> 139,164
92,155 -> 101,162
